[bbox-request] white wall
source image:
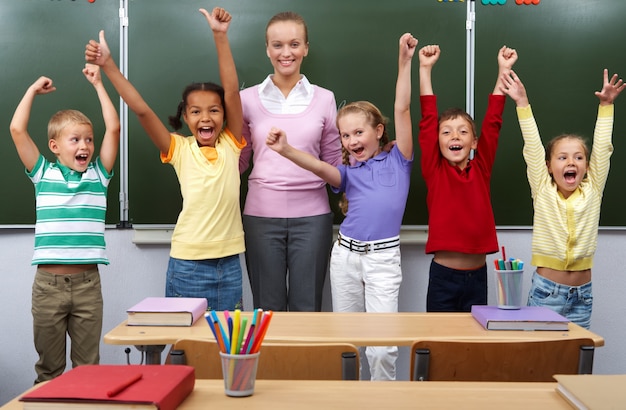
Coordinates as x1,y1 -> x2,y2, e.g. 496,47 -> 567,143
1,227 -> 624,404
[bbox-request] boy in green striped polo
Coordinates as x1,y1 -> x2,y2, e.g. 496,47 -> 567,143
9,64 -> 120,383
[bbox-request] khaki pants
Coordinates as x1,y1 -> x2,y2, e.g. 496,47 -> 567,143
32,268 -> 103,383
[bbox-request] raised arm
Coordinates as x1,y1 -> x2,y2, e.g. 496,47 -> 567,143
9,77 -> 55,171
418,45 -> 440,96
266,127 -> 341,187
85,30 -> 172,155
200,7 -> 243,142
394,33 -> 417,160
589,69 -> 624,191
595,69 -> 625,106
492,46 -> 518,95
500,70 -> 548,195
82,64 -> 120,173
500,70 -> 529,107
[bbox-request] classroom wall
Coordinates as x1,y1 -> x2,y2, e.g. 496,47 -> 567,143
1,228 -> 625,405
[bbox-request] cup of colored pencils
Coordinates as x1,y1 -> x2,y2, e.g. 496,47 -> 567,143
493,246 -> 525,310
206,309 -> 272,397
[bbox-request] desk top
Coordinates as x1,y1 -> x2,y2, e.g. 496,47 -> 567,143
104,311 -> 605,347
1,380 -> 571,409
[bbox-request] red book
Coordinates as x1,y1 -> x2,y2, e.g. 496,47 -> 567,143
20,364 -> 195,410
127,297 -> 208,326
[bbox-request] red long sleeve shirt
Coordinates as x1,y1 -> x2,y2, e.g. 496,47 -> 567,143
419,94 -> 504,255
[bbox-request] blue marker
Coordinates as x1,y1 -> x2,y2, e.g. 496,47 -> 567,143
210,310 -> 230,352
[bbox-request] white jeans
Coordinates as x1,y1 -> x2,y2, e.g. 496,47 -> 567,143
329,240 -> 402,380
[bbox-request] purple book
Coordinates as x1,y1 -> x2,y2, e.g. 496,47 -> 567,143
471,305 -> 569,331
127,297 -> 208,326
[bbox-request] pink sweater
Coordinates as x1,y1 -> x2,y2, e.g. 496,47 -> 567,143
239,85 -> 342,218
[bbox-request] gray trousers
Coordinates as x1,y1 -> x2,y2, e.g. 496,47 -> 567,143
243,213 -> 333,311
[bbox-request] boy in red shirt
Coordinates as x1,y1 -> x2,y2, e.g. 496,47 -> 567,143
418,44 -> 517,311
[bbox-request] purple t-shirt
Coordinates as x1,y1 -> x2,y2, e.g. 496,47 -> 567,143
332,145 -> 413,241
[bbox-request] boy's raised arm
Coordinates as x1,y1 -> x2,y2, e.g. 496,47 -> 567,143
394,33 -> 417,160
200,7 -> 243,142
83,63 -> 120,173
418,45 -> 440,96
492,45 -> 518,96
9,77 -> 55,172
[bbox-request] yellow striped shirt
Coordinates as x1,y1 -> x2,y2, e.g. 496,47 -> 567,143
517,104 -> 614,270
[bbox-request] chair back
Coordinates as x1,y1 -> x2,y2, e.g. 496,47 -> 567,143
168,338 -> 360,380
410,338 -> 595,382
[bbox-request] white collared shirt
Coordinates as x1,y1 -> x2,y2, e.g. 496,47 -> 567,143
257,74 -> 314,114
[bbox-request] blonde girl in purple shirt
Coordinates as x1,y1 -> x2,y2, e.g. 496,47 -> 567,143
266,33 -> 417,380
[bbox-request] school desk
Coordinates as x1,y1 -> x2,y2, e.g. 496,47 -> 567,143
103,312 -> 604,364
0,379 -> 572,409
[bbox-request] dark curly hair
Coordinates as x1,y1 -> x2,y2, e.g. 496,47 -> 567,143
168,82 -> 225,131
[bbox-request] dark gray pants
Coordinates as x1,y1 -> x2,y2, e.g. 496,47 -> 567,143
243,213 -> 333,311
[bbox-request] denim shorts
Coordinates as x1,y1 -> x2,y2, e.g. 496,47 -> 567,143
165,255 -> 243,311
527,271 -> 593,329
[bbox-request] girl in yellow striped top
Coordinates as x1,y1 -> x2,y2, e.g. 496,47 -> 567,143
501,69 -> 624,329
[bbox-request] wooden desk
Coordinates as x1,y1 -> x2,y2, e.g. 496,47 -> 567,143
104,312 -> 605,347
1,380 -> 572,409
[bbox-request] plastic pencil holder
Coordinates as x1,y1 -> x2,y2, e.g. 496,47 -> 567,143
495,269 -> 524,309
219,351 -> 260,397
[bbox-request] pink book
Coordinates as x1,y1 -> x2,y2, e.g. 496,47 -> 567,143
127,297 -> 208,326
471,305 -> 569,331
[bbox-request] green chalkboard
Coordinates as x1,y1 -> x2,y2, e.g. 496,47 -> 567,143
3,1 -> 626,227
0,0 -> 120,224
476,0 -> 626,227
125,0 -> 465,225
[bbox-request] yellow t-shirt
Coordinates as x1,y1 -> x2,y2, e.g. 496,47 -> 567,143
161,129 -> 246,260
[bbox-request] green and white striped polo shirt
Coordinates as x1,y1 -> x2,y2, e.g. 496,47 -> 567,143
27,155 -> 112,265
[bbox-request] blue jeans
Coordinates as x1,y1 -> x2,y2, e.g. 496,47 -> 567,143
527,271 -> 593,329
166,255 -> 243,311
426,260 -> 488,312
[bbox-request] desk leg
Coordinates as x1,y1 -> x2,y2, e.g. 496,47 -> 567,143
412,348 -> 430,381
135,345 -> 166,365
578,345 -> 594,374
341,352 -> 358,380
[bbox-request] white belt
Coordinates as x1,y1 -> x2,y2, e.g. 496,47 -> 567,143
337,233 -> 400,254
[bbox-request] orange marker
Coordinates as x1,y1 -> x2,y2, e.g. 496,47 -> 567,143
250,310 -> 273,354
